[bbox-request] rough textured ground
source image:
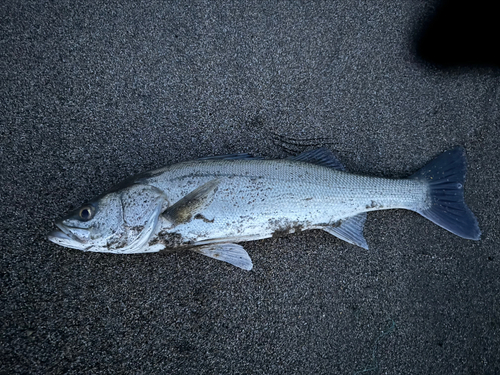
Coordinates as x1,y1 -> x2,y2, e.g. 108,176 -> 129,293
1,1 -> 499,374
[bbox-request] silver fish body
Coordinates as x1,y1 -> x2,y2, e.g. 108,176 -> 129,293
149,158 -> 425,244
48,148 -> 481,270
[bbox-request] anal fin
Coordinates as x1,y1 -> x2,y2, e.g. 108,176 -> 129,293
191,243 -> 253,270
323,213 -> 368,249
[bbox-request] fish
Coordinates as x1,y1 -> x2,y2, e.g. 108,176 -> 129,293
48,147 -> 481,270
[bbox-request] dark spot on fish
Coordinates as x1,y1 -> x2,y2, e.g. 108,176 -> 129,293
154,231 -> 186,249
148,237 -> 164,247
365,200 -> 382,209
304,197 -> 313,201
272,224 -> 304,239
194,213 -> 214,223
330,220 -> 342,228
108,240 -> 128,250
269,219 -> 305,239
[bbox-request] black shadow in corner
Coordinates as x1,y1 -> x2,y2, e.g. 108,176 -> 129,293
415,0 -> 500,69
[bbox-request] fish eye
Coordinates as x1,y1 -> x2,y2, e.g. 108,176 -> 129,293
79,206 -> 95,221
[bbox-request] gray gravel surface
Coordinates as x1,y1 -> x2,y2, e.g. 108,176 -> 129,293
1,1 -> 499,374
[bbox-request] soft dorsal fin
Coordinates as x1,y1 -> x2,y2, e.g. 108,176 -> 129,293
198,153 -> 263,161
288,148 -> 345,171
322,213 -> 368,249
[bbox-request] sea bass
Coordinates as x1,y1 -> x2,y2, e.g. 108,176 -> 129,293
48,147 -> 480,270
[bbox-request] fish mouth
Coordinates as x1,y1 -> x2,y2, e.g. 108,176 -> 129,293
47,223 -> 89,250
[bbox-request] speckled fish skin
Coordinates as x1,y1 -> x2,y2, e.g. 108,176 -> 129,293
48,147 -> 481,270
148,158 -> 426,244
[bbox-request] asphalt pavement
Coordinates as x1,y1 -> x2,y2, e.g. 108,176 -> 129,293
1,1 -> 499,373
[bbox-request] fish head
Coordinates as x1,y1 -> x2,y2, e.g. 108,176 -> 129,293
48,184 -> 168,253
48,191 -> 122,252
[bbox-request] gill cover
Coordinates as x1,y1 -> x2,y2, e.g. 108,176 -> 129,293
105,184 -> 168,253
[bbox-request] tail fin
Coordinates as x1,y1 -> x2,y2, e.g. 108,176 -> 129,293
410,147 -> 481,240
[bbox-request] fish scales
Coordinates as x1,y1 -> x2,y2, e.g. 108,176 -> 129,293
48,147 -> 481,270
146,159 -> 428,244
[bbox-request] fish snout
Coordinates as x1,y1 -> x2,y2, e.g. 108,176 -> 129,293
47,222 -> 89,250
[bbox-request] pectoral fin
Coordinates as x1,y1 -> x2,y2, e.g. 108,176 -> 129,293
191,243 -> 253,270
323,213 -> 369,249
162,179 -> 219,225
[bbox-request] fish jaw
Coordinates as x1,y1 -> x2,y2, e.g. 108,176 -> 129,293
47,222 -> 90,251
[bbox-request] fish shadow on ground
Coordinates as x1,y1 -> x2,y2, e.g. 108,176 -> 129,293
413,0 -> 500,69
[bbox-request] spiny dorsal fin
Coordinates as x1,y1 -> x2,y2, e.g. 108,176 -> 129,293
322,213 -> 368,249
288,148 -> 345,171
